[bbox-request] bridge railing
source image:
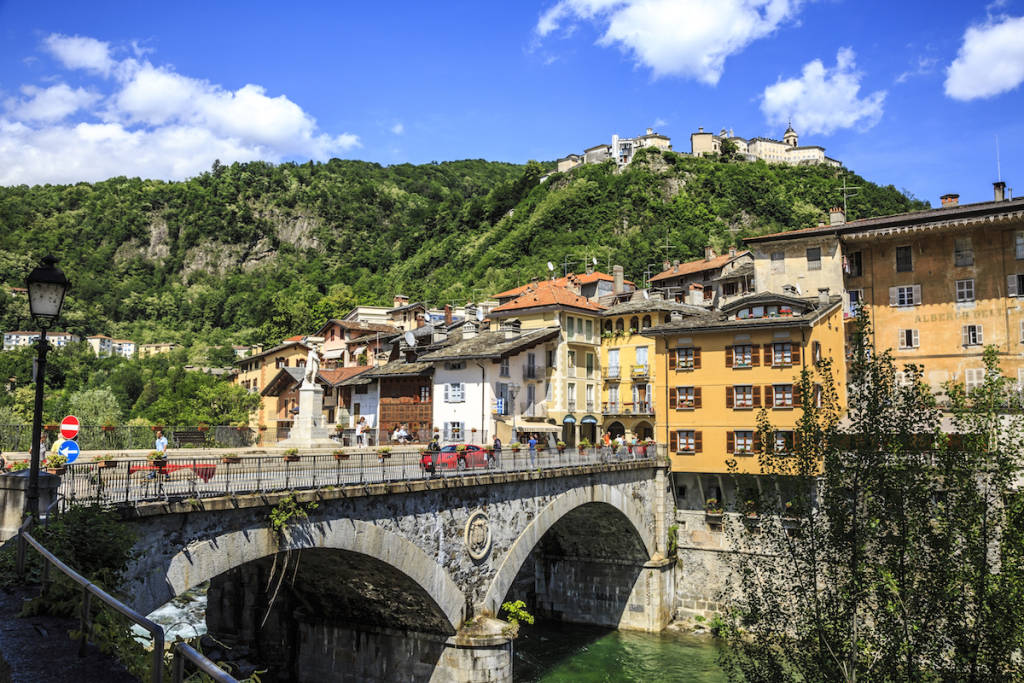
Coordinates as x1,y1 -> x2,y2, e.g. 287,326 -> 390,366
58,444 -> 663,506
15,502 -> 237,683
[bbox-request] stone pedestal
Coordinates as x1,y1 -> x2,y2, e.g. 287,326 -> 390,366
279,382 -> 339,450
0,470 -> 61,542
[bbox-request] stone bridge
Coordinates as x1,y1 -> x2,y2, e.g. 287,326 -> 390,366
121,460 -> 673,682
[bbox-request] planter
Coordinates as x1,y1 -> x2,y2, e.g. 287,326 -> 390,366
101,426 -> 116,433
149,458 -> 168,467
378,453 -> 392,460
221,456 -> 241,464
197,426 -> 210,432
44,425 -> 58,432
333,453 -> 351,461
705,510 -> 724,521
283,455 -> 301,463
46,467 -> 66,476
96,460 -> 117,469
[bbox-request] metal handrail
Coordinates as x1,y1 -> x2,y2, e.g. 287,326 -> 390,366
173,642 -> 235,682
16,504 -> 236,683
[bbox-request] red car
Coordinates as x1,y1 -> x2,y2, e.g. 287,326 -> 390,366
421,444 -> 491,472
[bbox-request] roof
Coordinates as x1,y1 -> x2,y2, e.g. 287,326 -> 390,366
387,301 -> 428,314
87,334 -> 111,340
314,319 -> 396,336
492,271 -> 632,300
643,295 -> 843,335
260,367 -> 307,396
418,327 -> 561,362
601,298 -> 706,317
358,360 -> 434,379
491,280 -> 606,314
649,251 -> 750,282
233,338 -> 308,365
349,330 -> 400,344
745,196 -> 1024,245
318,366 -> 371,386
710,261 -> 754,282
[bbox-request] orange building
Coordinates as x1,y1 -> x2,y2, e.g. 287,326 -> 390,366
233,336 -> 309,428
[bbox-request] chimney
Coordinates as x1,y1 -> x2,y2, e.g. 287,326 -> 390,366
995,181 -> 1007,202
673,259 -> 680,268
704,246 -> 715,261
818,287 -> 830,306
829,206 -> 846,226
728,246 -> 737,257
613,265 -> 624,294
393,294 -> 408,308
646,127 -> 653,135
462,321 -> 477,339
940,193 -> 960,207
444,304 -> 452,326
670,311 -> 683,323
586,262 -> 594,275
415,313 -> 425,329
501,318 -> 522,339
698,127 -> 704,133
663,260 -> 671,271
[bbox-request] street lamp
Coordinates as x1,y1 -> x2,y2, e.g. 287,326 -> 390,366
509,383 -> 521,441
25,256 -> 70,520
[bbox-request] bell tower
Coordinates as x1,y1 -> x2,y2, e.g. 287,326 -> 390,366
783,121 -> 798,147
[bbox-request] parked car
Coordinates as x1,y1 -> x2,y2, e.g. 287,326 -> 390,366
423,444 -> 491,471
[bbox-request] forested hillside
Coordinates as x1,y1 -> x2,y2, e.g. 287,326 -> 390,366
0,149 -> 927,348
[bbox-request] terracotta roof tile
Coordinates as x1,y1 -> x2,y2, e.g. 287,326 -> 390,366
318,366 -> 371,385
492,271 -> 633,299
649,251 -> 750,282
491,280 -> 606,313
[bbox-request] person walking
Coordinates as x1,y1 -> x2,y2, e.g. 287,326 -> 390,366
155,430 -> 168,455
528,434 -> 538,468
491,436 -> 502,469
356,417 -> 367,446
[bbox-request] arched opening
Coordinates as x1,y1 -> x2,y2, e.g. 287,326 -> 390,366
603,320 -> 613,333
606,421 -> 625,439
615,318 -> 624,332
629,316 -> 639,332
562,415 -> 576,447
634,420 -> 654,440
641,315 -> 652,329
580,416 -> 598,444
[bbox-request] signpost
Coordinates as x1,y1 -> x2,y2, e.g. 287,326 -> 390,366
59,415 -> 80,440
58,439 -> 80,464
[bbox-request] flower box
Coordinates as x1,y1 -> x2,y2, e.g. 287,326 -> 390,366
283,455 -> 301,463
221,456 -> 241,464
46,467 -> 66,476
97,459 -> 117,469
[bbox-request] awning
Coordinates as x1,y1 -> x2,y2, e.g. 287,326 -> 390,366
562,415 -> 576,424
581,415 -> 598,424
516,423 -> 560,433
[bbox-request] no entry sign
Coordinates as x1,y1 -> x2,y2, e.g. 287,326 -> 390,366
59,415 -> 80,440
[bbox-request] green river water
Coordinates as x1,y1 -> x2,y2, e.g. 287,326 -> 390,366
515,620 -> 727,682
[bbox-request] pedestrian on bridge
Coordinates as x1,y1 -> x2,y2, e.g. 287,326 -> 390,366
528,434 -> 537,467
491,436 -> 501,468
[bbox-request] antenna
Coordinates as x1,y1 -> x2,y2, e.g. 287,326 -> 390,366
839,175 -> 861,215
403,331 -> 415,348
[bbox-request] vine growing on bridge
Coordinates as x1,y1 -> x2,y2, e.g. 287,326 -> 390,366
263,494 -> 319,629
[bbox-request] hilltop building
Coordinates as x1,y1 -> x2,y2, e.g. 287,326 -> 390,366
139,342 -> 179,358
691,125 -> 841,167
3,331 -> 78,351
557,128 -> 672,173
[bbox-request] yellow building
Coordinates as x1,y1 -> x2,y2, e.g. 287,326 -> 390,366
644,293 -> 845,507
599,297 -> 706,441
233,336 -> 310,428
138,342 -> 180,358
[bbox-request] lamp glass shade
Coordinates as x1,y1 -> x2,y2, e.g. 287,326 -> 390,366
26,257 -> 70,322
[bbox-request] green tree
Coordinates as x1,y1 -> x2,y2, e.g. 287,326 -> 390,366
66,388 -> 122,425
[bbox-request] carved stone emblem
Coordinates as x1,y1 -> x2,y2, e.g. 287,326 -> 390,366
464,510 -> 492,561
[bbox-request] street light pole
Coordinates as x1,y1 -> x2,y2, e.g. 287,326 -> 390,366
26,330 -> 49,520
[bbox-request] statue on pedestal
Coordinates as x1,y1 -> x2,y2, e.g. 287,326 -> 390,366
304,343 -> 321,385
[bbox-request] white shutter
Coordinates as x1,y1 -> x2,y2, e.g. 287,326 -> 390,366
889,287 -> 898,306
912,284 -> 921,305
444,383 -> 450,402
898,329 -> 905,348
1009,274 -> 1019,297
962,326 -> 969,347
912,329 -> 920,348
978,325 -> 983,345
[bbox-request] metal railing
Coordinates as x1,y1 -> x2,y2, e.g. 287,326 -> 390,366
16,502 -> 235,683
58,446 -> 663,506
0,424 -> 258,452
567,401 -> 577,412
605,365 -> 620,379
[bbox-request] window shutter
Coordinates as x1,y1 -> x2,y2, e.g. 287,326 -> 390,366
726,386 -> 734,408
669,350 -> 677,370
764,344 -> 774,367
752,386 -> 762,408
693,348 -> 701,369
978,325 -> 984,344
694,387 -> 702,409
753,432 -> 761,452
751,345 -> 760,366
1009,274 -> 1019,297
912,329 -> 920,348
725,346 -> 733,368
791,345 -> 800,365
726,431 -> 735,453
765,385 -> 774,406
898,329 -> 905,348
962,326 -> 969,347
670,430 -> 679,452
793,385 -> 802,407
669,387 -> 678,410
889,286 -> 898,306
912,284 -> 921,305
694,431 -> 703,453
444,384 -> 450,402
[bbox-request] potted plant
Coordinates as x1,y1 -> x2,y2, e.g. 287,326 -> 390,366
378,447 -> 392,459
95,453 -> 117,469
147,450 -> 167,466
556,440 -> 566,454
258,424 -> 268,431
509,442 -> 522,454
221,452 -> 241,464
9,461 -> 28,472
333,449 -> 350,461
197,423 -> 210,432
151,425 -> 165,432
282,447 -> 300,463
705,498 -> 724,518
44,453 -> 67,475
743,499 -> 759,519
579,438 -> 592,455
455,443 -> 467,452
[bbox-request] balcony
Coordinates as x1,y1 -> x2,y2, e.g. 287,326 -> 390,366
631,363 -> 650,379
602,401 -> 619,415
634,401 -> 654,415
602,401 -> 654,415
605,365 -> 620,381
523,365 -> 540,380
567,400 -> 577,412
524,403 -> 548,418
585,401 -> 595,413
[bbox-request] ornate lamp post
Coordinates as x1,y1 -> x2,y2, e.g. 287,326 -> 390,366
25,256 -> 70,519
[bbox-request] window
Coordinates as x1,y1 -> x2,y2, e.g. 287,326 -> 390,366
806,247 -> 822,271
723,282 -> 738,297
586,353 -> 594,379
446,360 -> 466,370
615,318 -> 624,332
672,347 -> 700,370
585,319 -> 593,340
419,385 -> 431,402
499,357 -> 510,377
444,382 -> 465,402
496,383 -> 510,415
896,246 -> 913,272
774,431 -> 794,453
730,344 -> 755,367
567,382 -> 576,410
771,251 -> 785,273
848,289 -> 862,316
956,279 -> 975,302
568,350 -> 576,373
585,384 -> 594,407
898,329 -> 920,350
731,385 -> 755,408
772,384 -> 794,407
1008,274 -> 1024,297
526,352 -> 536,376
576,318 -> 583,336
567,316 -> 575,339
547,349 -> 557,369
275,357 -> 287,369
630,316 -> 640,332
962,324 -> 983,347
675,386 -> 699,409
355,384 -> 368,395
1017,232 -> 1024,260
672,430 -> 701,453
1020,319 -> 1024,343
729,431 -> 755,454
846,250 -> 863,277
890,285 -> 921,307
954,238 -> 974,266
641,315 -> 652,329
965,368 -> 985,392
444,421 -> 463,441
772,343 -> 793,366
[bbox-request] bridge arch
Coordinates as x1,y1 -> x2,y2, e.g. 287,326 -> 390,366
132,517 -> 466,631
481,482 -> 655,616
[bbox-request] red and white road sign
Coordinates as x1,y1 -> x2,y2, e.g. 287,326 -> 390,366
59,415 -> 80,440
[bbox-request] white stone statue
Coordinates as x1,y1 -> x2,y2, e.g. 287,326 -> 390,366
304,342 -> 321,385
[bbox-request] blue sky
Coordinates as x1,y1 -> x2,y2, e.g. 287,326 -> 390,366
1,1 -> 1023,206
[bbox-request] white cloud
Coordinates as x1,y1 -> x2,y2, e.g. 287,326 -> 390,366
895,55 -> 938,84
945,15 -> 1024,101
391,122 -> 404,135
43,34 -> 116,76
1,34 -> 360,185
761,48 -> 886,135
653,117 -> 667,127
5,84 -> 100,122
535,0 -> 804,84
